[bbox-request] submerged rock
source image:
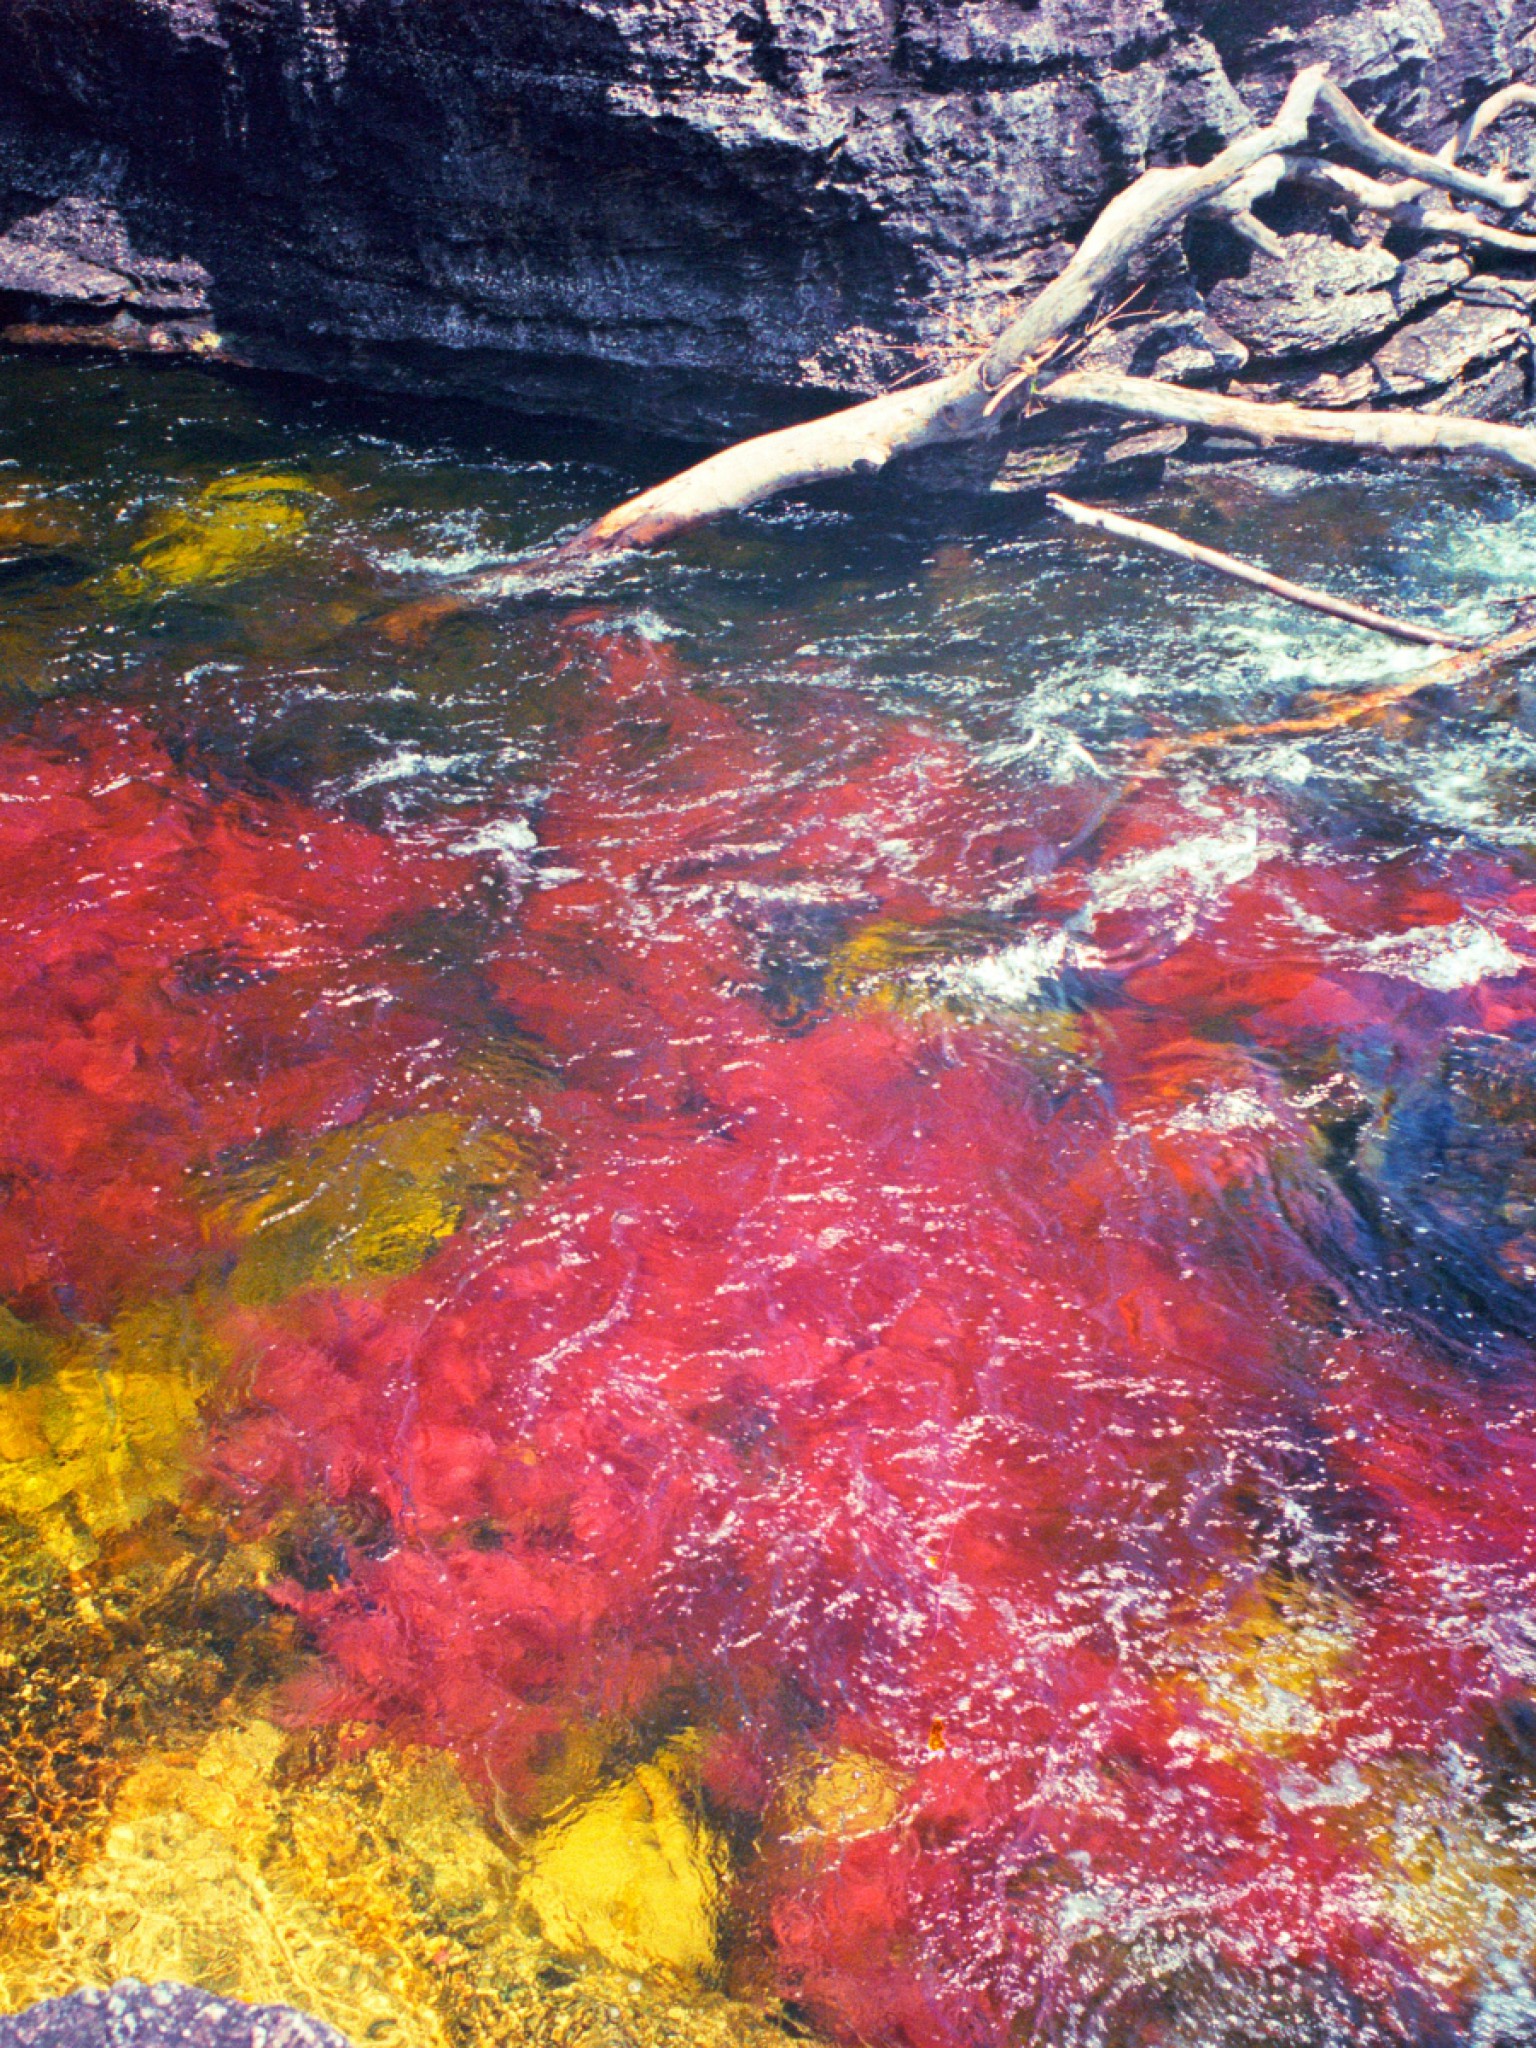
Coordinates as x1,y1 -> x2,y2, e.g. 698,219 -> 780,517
1279,1028 -> 1536,1371
110,471 -> 317,598
519,1736 -> 729,1979
1360,1028 -> 1536,1356
208,1109 -> 540,1303
1,1721 -> 788,2048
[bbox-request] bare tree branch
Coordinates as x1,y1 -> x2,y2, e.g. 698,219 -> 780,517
1310,79 -> 1529,209
1286,156 -> 1536,254
1137,620 -> 1536,766
1039,370 -> 1536,478
375,69 -> 1536,635
1439,82 -> 1536,173
1047,491 -> 1475,647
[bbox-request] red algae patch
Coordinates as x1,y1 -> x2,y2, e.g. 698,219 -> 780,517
7,630 -> 1536,2045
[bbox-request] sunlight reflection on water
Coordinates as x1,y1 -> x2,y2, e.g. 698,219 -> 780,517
4,355 -> 1536,2048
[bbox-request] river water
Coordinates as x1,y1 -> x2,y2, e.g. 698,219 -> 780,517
4,354 -> 1536,2048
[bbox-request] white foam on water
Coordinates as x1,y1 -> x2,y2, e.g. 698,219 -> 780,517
1352,918 -> 1527,991
370,544 -> 506,578
573,608 -> 683,642
1161,1087 -> 1282,1137
1085,814 -> 1281,952
348,745 -> 482,791
942,927 -> 1076,1009
450,815 -> 540,883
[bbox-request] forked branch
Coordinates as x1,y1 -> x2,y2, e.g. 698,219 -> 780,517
387,67 -> 1536,629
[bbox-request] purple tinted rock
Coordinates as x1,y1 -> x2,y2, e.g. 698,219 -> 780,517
0,1983 -> 352,2048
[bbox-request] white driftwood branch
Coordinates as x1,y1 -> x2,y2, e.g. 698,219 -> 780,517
1440,83 -> 1536,172
1257,82 -> 1536,241
371,69 -> 1536,633
1039,370 -> 1536,479
1286,157 -> 1536,253
424,64 -> 1338,604
1047,492 -> 1474,647
1310,79 -> 1529,209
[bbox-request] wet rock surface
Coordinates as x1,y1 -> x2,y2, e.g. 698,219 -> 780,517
0,4 -> 1535,446
0,1982 -> 348,2048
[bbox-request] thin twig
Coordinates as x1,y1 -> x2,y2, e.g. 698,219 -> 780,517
1047,492 -> 1475,648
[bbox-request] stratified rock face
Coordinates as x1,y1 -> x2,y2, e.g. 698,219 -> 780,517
0,1981 -> 349,2048
0,0 -> 1533,435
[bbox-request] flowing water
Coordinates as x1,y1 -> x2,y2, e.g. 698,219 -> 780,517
5,353 -> 1536,2048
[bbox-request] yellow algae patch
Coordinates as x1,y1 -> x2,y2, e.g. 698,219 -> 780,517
111,469 -> 316,597
779,1749 -> 906,1842
2,1723 -> 455,2046
1178,1574 -> 1357,1755
212,1111 -> 538,1304
825,914 -> 1087,1070
825,915 -> 999,1014
1340,1757 -> 1536,1994
0,1508 -> 298,1909
0,1299 -> 218,1565
519,1738 -> 729,1979
2,1720 -> 789,2048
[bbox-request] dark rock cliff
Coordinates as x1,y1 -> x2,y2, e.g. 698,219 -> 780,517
0,0 -> 1535,440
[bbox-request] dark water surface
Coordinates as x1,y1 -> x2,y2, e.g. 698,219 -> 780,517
5,355 -> 1536,2048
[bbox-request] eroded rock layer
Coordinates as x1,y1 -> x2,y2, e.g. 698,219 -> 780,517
1,1 -> 1535,436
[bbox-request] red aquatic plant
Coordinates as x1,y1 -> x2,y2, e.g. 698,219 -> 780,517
10,636 -> 1536,2044
0,706 -> 499,1323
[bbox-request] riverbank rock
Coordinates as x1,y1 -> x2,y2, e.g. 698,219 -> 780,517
0,2 -> 1533,440
0,1983 -> 349,2048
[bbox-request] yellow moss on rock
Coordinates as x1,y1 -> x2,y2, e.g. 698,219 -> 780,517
210,1111 -> 539,1304
1341,1756 -> 1536,1995
519,1737 -> 729,1980
824,914 -> 1087,1070
5,1724 -> 457,2046
110,470 -> 316,597
0,1298 -> 217,1566
2,1721 -> 793,2048
1177,1573 -> 1358,1755
777,1748 -> 906,1842
824,916 -> 981,1011
0,1504 -> 299,1907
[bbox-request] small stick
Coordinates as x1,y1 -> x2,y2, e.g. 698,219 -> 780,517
1047,492 -> 1475,649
